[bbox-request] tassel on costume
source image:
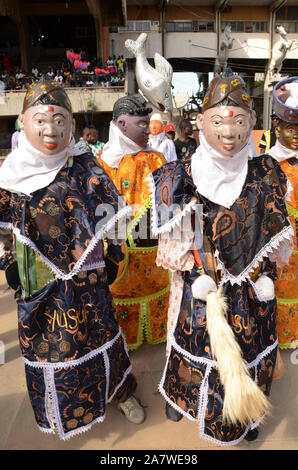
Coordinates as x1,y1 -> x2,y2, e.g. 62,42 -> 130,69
206,287 -> 272,426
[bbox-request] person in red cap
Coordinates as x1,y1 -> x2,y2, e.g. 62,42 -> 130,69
165,123 -> 176,141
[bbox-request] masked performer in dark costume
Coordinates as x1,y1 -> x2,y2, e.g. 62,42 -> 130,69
0,82 -> 145,440
148,74 -> 293,446
98,95 -> 171,351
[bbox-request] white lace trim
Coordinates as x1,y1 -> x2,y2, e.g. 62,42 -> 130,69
160,338 -> 278,446
169,329 -> 278,370
44,367 -> 62,436
79,261 -> 106,272
147,173 -> 198,237
217,224 -> 294,286
285,177 -> 293,205
23,330 -> 123,369
35,331 -> 132,440
158,351 -> 197,422
0,204 -> 131,281
38,425 -> 55,435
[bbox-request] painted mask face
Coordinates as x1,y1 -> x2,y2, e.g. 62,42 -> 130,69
149,119 -> 164,136
197,106 -> 255,157
275,121 -> 298,150
115,114 -> 150,148
18,104 -> 75,155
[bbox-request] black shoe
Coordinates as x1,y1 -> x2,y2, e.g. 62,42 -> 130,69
165,402 -> 183,422
244,428 -> 259,441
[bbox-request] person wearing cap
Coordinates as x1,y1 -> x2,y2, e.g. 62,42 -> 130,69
267,77 -> 298,351
258,113 -> 280,153
148,74 -> 293,445
164,123 -> 176,141
97,95 -> 171,351
0,81 -> 146,440
149,113 -> 177,163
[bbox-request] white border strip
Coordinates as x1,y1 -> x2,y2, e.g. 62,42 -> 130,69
23,330 -> 123,370
159,338 -> 278,446
0,204 -> 131,281
147,173 -> 198,237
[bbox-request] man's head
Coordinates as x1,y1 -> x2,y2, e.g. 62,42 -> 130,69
271,113 -> 280,129
165,123 -> 176,140
18,81 -> 75,155
83,125 -> 99,145
179,119 -> 193,138
113,94 -> 152,148
196,75 -> 256,157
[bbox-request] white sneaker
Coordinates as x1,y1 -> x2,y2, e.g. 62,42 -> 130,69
118,396 -> 145,424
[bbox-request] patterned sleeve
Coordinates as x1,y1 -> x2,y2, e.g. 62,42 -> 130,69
156,226 -> 195,272
0,188 -> 12,225
0,188 -> 13,270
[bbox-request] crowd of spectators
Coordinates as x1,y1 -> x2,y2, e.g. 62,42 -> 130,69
0,53 -> 126,91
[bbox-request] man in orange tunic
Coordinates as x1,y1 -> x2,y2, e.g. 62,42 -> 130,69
268,77 -> 298,351
98,94 -> 171,350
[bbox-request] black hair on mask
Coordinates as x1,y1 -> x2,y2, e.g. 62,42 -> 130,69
113,94 -> 152,121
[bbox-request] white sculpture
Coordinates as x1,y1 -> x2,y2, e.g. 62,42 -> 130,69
214,24 -> 235,75
125,33 -> 173,112
268,25 -> 296,81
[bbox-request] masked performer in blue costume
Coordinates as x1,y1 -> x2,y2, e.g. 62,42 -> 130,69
0,82 -> 145,440
148,74 -> 293,446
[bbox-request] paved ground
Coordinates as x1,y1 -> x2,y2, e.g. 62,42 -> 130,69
0,271 -> 297,451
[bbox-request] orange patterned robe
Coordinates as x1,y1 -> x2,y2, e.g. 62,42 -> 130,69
275,160 -> 298,349
98,150 -> 171,350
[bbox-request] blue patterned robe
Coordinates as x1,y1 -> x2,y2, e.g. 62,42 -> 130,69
149,155 -> 292,446
0,153 -> 132,440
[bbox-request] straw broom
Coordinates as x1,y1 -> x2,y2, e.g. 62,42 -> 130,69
193,237 -> 272,426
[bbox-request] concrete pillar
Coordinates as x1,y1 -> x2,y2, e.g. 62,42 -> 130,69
16,17 -> 30,72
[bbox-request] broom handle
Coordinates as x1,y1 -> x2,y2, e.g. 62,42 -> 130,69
191,213 -> 228,294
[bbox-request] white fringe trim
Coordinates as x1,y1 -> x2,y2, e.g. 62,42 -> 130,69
147,173 -> 198,237
23,330 -> 123,370
217,224 -> 294,286
38,425 -> 55,435
158,352 -> 197,423
0,204 -> 131,281
31,330 -> 132,441
159,337 -> 278,447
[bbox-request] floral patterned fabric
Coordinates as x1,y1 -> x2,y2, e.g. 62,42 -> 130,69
150,155 -> 292,446
0,153 -> 132,439
275,160 -> 298,349
98,151 -> 171,350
